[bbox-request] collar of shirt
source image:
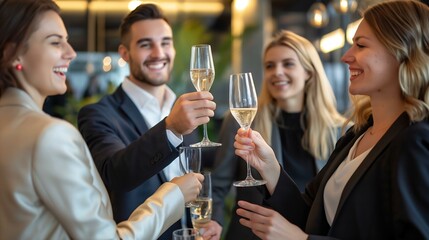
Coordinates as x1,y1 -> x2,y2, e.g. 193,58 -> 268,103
122,77 -> 176,127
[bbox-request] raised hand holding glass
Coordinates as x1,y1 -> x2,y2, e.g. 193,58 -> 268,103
189,44 -> 221,147
229,72 -> 267,187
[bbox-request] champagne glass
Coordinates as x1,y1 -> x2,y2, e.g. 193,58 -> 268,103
172,228 -> 199,240
189,44 -> 221,147
179,146 -> 201,207
229,72 -> 267,187
190,171 -> 212,236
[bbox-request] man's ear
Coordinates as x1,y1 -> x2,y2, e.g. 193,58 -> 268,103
118,44 -> 129,62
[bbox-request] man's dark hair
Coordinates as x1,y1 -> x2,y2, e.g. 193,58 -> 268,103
119,3 -> 170,48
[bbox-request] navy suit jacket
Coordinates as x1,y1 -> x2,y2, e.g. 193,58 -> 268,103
78,85 -> 197,240
265,113 -> 429,239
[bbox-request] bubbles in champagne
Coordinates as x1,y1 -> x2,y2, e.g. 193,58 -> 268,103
190,69 -> 215,91
230,108 -> 257,129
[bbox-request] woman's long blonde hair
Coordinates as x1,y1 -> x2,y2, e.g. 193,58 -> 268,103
347,0 -> 429,132
253,30 -> 346,160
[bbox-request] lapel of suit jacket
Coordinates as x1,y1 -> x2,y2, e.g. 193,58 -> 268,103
116,86 -> 149,135
306,124 -> 361,233
333,112 -> 410,221
116,86 -> 169,183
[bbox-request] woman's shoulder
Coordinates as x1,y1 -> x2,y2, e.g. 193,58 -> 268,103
388,119 -> 429,162
26,110 -> 76,134
397,119 -> 429,142
17,110 -> 82,150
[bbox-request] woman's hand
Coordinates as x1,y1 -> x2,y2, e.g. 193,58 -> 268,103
171,173 -> 203,203
234,128 -> 280,193
236,201 -> 308,240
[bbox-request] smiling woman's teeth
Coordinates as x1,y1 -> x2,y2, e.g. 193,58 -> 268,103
273,81 -> 289,86
350,71 -> 362,76
53,67 -> 67,73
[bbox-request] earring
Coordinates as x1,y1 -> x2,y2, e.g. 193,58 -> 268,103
15,64 -> 23,71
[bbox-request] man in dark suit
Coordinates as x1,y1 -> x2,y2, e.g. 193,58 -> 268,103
77,3 -> 222,240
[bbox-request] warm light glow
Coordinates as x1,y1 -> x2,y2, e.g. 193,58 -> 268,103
233,0 -> 250,12
340,0 -> 348,12
128,1 -> 142,11
320,28 -> 345,53
55,1 -> 88,11
307,2 -> 329,28
56,1 -> 224,14
332,0 -> 358,14
103,64 -> 112,72
346,18 -> 362,44
180,2 -> 224,14
313,10 -> 323,26
103,56 -> 112,66
118,58 -> 127,67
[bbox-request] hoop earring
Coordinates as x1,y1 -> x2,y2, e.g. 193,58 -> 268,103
15,64 -> 23,71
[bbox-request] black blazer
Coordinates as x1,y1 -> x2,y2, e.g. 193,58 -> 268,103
78,85 -> 197,240
212,112 -> 331,240
265,113 -> 429,239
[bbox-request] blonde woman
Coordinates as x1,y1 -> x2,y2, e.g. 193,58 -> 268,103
211,30 -> 346,239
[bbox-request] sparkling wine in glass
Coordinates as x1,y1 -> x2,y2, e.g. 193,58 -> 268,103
190,171 -> 212,236
229,72 -> 266,187
179,146 -> 201,207
189,44 -> 221,147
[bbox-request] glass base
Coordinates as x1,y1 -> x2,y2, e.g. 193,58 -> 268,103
233,179 -> 267,187
190,139 -> 222,148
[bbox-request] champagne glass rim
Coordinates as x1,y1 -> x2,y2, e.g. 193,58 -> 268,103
192,44 -> 211,48
230,72 -> 253,77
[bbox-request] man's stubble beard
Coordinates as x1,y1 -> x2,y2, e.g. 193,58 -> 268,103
129,58 -> 172,87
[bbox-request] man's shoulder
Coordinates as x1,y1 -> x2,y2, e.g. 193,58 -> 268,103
78,91 -> 125,122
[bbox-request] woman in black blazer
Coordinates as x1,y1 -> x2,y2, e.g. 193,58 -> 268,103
232,1 -> 429,239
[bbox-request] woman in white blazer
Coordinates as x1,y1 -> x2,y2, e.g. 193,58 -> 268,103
0,1 -> 203,239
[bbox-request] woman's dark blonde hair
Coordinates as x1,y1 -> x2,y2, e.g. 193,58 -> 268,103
349,0 -> 429,131
0,0 -> 60,97
253,30 -> 346,160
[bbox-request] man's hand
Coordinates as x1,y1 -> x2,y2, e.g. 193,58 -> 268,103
199,220 -> 222,240
166,91 -> 216,135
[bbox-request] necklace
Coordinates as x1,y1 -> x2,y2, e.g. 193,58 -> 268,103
368,125 -> 390,135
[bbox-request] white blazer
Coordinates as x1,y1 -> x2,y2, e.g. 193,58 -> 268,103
0,88 -> 184,240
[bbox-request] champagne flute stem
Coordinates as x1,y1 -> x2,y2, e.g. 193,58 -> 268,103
244,128 -> 255,181
245,151 -> 256,181
202,123 -> 210,141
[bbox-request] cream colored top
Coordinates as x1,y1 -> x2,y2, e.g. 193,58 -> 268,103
324,133 -> 372,225
0,88 -> 184,240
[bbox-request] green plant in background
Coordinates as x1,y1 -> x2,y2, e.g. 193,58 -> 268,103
170,19 -> 232,95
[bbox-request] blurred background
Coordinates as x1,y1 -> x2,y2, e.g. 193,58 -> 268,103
48,0 -> 428,128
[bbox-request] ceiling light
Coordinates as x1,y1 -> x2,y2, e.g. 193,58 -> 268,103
332,0 -> 358,14
307,2 -> 329,28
